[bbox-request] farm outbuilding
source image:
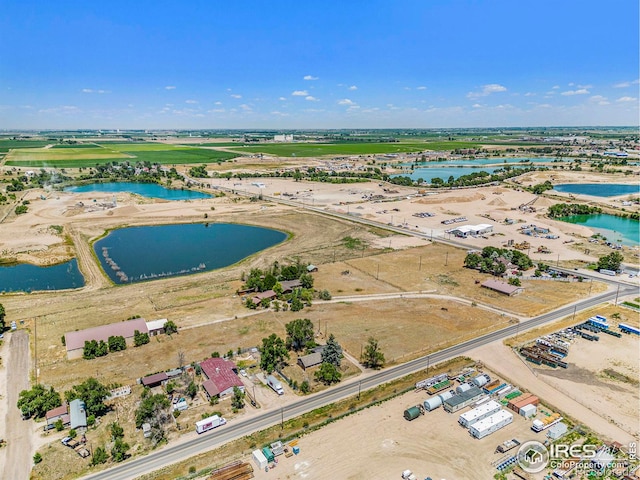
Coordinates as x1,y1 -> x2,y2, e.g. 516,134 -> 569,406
45,404 -> 69,428
200,357 -> 245,400
64,318 -> 148,359
141,372 -> 169,388
297,351 -> 323,370
145,318 -> 168,336
481,279 -> 524,296
69,399 -> 87,432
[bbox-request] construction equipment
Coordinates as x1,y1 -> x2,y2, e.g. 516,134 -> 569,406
513,241 -> 530,250
536,246 -> 551,254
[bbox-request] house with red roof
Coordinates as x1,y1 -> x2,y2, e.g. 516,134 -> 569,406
199,357 -> 245,400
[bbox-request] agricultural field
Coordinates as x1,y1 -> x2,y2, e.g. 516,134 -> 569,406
4,142 -> 239,167
0,139 -> 53,152
224,141 -> 475,157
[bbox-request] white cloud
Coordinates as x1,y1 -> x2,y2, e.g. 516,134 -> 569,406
348,85 -> 358,91
208,108 -> 226,113
613,79 -> 640,88
561,88 -> 590,96
589,95 -> 610,105
165,85 -> 176,90
230,94 -> 242,99
305,96 -> 318,101
616,96 -> 637,103
472,103 -> 483,108
82,88 -> 109,94
467,83 -> 507,99
552,85 -> 560,89
214,101 -> 222,105
239,104 -> 252,111
82,89 -> 93,93
185,99 -> 198,104
338,98 -> 355,105
278,97 -> 287,101
292,90 -> 308,96
524,92 -> 535,97
303,75 -> 318,81
416,86 -> 427,90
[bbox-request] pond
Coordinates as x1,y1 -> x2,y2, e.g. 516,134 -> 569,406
392,165 -> 526,183
558,214 -> 639,246
94,223 -> 287,284
553,184 -> 639,198
401,157 -> 558,167
0,259 -> 85,293
65,182 -> 211,200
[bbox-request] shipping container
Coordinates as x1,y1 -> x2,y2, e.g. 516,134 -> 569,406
252,449 -> 268,470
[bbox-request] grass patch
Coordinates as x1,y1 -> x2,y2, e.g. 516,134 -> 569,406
342,236 -> 368,249
601,368 -> 639,386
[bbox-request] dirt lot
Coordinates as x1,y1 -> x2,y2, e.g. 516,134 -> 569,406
249,384 -> 537,480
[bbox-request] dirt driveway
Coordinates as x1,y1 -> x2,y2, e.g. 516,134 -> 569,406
0,331 -> 32,480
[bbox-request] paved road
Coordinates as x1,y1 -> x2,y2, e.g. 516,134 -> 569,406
82,285 -> 634,480
1,331 -> 32,480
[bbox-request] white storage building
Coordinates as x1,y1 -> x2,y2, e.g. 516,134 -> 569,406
458,400 -> 502,428
252,449 -> 268,470
520,403 -> 537,418
469,410 -> 513,439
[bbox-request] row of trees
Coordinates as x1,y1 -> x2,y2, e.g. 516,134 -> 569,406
82,321 -> 177,360
242,260 -> 314,293
547,203 -> 602,218
18,377 -> 110,420
464,247 -> 534,275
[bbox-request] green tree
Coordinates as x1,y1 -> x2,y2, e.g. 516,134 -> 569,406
65,378 -> 110,417
108,335 -> 127,352
464,253 -> 482,269
17,384 -> 61,419
285,318 -> 315,352
134,329 -> 150,347
135,393 -> 170,428
299,273 -> 314,289
91,446 -> 109,466
361,337 -> 385,370
187,381 -> 198,399
321,334 -> 343,367
0,303 -> 5,331
508,277 -> 521,286
597,252 -> 624,272
290,296 -> 304,312
164,320 -> 178,335
110,422 -> 124,440
54,418 -> 64,431
259,334 -> 289,374
314,362 -> 342,385
111,438 -> 130,462
300,381 -> 310,394
33,452 -> 42,464
231,386 -> 245,410
318,289 -> 332,300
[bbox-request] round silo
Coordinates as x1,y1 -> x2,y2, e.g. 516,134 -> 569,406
423,396 -> 442,411
456,382 -> 472,394
403,406 -> 422,421
472,374 -> 490,388
437,390 -> 454,402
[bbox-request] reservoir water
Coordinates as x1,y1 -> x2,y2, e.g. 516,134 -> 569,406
403,157 -> 558,167
0,259 -> 85,293
94,223 -> 287,284
393,166 -> 526,183
558,214 -> 639,246
66,182 -> 211,200
553,184 -> 639,198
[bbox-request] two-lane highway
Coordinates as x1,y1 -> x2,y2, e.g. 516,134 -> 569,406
82,284 -> 634,480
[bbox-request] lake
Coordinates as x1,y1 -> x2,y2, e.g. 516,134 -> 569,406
393,165 -> 526,183
66,182 -> 211,200
94,223 -> 287,284
0,259 -> 84,293
402,157 -> 558,167
558,214 -> 639,246
553,184 -> 639,198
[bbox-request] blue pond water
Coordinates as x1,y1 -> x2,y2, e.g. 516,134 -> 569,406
553,184 -> 639,198
403,157 -> 558,167
393,166 -> 526,183
66,182 -> 211,200
558,214 -> 639,246
0,259 -> 84,293
94,223 -> 287,284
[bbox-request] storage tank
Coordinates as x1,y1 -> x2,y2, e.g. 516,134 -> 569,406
403,406 -> 422,421
437,390 -> 454,402
472,374 -> 491,388
423,396 -> 443,411
456,383 -> 472,394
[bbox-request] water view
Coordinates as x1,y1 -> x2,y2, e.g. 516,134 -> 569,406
0,259 -> 84,293
94,223 -> 287,284
393,165 -> 526,183
559,214 -> 639,246
553,184 -> 639,198
402,157 -> 558,167
66,182 -> 211,200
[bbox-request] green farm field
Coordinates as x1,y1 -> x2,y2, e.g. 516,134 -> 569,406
226,141 -> 482,157
0,139 -> 53,152
4,143 -> 239,167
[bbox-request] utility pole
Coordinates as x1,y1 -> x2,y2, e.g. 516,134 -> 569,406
419,255 -> 422,271
376,263 -> 380,280
572,305 -> 577,322
445,251 -> 449,266
358,380 -> 362,400
615,284 -> 620,305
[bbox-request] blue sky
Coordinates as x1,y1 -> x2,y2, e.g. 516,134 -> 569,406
1,0 -> 638,129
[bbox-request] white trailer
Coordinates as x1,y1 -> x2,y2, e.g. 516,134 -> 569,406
195,415 -> 226,434
469,410 -> 513,439
266,375 -> 284,395
458,400 -> 502,428
252,449 -> 268,470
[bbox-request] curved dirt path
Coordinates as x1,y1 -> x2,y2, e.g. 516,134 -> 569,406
68,227 -> 110,291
